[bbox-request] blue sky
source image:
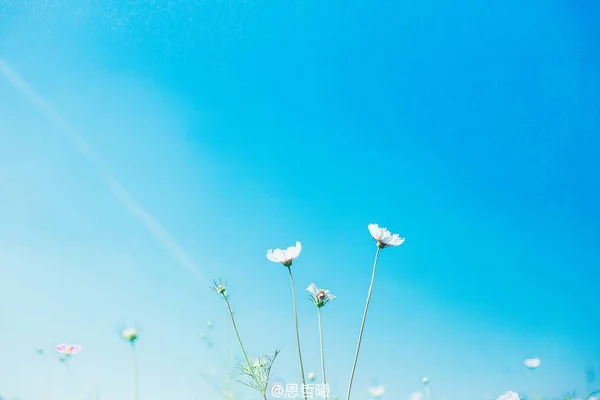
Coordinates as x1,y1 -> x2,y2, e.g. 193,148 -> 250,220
1,1 -> 599,399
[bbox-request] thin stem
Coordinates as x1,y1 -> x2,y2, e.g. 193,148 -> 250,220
317,307 -> 329,400
287,267 -> 308,400
346,247 -> 381,400
424,385 -> 431,400
131,344 -> 139,400
223,295 -> 262,392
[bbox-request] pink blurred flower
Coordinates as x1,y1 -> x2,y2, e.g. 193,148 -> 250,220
55,344 -> 82,355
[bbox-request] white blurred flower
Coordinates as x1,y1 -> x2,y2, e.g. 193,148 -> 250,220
497,391 -> 520,400
524,358 -> 541,369
421,376 -> 429,385
307,372 -> 316,381
589,396 -> 599,400
206,320 -> 213,328
266,241 -> 302,267
306,283 -> 335,307
121,327 -> 138,343
368,223 -> 405,249
410,392 -> 423,400
369,385 -> 385,398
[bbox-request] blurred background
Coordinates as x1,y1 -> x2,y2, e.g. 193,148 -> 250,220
0,0 -> 599,399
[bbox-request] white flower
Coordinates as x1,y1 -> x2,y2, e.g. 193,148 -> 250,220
266,241 -> 302,267
524,358 -> 541,369
497,391 -> 520,400
369,385 -> 385,398
368,223 -> 405,249
421,376 -> 429,385
307,372 -> 316,381
121,327 -> 138,343
306,283 -> 335,307
410,392 -> 423,400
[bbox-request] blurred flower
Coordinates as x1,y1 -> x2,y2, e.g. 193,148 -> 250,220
121,327 -> 138,344
306,283 -> 335,307
307,372 -> 316,381
369,385 -> 385,398
421,376 -> 429,385
497,391 -> 520,400
207,320 -> 213,328
524,358 -> 541,369
266,241 -> 302,267
210,278 -> 227,295
55,344 -> 82,355
368,223 -> 405,249
410,392 -> 423,400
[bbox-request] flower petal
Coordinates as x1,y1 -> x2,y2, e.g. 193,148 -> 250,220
368,223 -> 380,240
306,283 -> 318,296
55,344 -> 67,354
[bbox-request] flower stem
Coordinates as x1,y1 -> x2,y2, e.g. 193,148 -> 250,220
287,267 -> 308,400
131,343 -> 139,400
346,247 -> 381,400
223,295 -> 262,392
317,307 -> 329,400
424,385 -> 431,400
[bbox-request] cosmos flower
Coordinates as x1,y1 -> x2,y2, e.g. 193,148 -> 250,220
55,344 -> 82,355
306,283 -> 335,308
307,372 -> 316,381
210,279 -> 227,296
368,224 -> 405,249
121,328 -> 138,344
266,241 -> 302,267
369,385 -> 385,398
421,376 -> 429,385
497,391 -> 520,400
524,358 -> 541,369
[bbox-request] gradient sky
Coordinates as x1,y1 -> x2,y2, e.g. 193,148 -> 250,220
1,1 -> 599,400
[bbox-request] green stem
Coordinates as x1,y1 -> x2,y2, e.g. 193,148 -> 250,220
131,344 -> 139,400
424,385 -> 431,400
346,247 -> 381,400
318,307 -> 329,400
223,295 -> 262,392
287,267 -> 308,400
